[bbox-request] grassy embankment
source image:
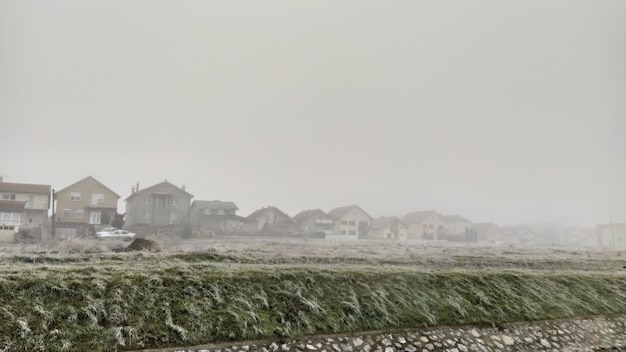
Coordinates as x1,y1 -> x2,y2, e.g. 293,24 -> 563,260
0,244 -> 624,351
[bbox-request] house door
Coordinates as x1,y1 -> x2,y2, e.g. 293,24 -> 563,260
89,211 -> 101,224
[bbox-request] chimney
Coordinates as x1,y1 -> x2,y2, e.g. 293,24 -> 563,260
136,182 -> 139,192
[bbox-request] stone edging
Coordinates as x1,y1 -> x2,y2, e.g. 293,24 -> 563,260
135,315 -> 626,352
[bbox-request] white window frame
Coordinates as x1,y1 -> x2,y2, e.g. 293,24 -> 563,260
70,192 -> 81,201
76,209 -> 84,219
62,209 -> 70,218
2,194 -> 16,200
144,197 -> 151,204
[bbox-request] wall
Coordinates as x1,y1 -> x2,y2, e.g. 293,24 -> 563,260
139,315 -> 625,352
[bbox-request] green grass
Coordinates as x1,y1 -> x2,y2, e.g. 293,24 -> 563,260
0,247 -> 624,351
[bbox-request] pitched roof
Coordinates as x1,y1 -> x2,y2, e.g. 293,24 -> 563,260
125,180 -> 193,200
245,206 -> 295,223
442,214 -> 472,224
0,180 -> 51,194
293,209 -> 329,223
402,210 -> 441,224
191,200 -> 238,211
0,200 -> 27,211
327,205 -> 373,220
370,216 -> 405,229
56,176 -> 120,198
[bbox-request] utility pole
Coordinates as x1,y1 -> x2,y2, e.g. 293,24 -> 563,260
51,189 -> 55,239
606,202 -> 615,249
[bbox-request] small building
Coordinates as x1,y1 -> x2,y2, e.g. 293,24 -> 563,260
501,225 -> 537,246
189,200 -> 244,235
327,205 -> 373,238
124,180 -> 193,237
293,209 -> 334,235
442,214 -> 473,236
54,176 -> 120,238
597,223 -> 626,251
242,206 -> 297,235
0,177 -> 51,241
0,200 -> 26,242
402,210 -> 446,240
367,216 -> 407,240
473,222 -> 505,243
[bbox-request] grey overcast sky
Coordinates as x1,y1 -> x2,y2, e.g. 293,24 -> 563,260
1,1 -> 625,227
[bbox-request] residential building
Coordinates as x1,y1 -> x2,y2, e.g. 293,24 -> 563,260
0,177 -> 51,240
442,214 -> 473,235
367,216 -> 407,240
189,200 -> 244,235
242,206 -> 297,235
124,180 -> 193,237
54,176 -> 120,238
597,223 -> 626,251
473,222 -> 505,243
0,200 -> 26,242
501,225 -> 537,246
402,210 -> 446,240
293,209 -> 334,235
327,205 -> 373,237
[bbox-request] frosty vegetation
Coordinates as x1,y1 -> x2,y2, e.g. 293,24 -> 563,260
0,238 -> 624,352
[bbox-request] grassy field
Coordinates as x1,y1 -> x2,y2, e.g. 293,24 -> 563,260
0,238 -> 624,351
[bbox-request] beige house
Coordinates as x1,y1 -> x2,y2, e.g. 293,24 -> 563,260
402,210 -> 446,240
293,209 -> 334,235
442,214 -> 473,235
0,177 -> 51,241
189,200 -> 244,235
242,206 -> 297,235
125,180 -> 193,237
367,216 -> 407,240
327,205 -> 373,238
54,176 -> 120,238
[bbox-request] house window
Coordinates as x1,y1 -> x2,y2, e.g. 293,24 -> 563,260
348,221 -> 356,226
76,210 -> 84,219
143,211 -> 150,219
170,198 -> 178,206
340,220 -> 347,225
93,194 -> 104,203
63,209 -> 70,218
144,197 -> 151,204
0,211 -> 21,225
204,209 -> 210,215
2,194 -> 16,200
70,192 -> 81,201
340,230 -> 346,235
170,213 -> 178,221
218,209 -> 224,215
349,230 -> 356,235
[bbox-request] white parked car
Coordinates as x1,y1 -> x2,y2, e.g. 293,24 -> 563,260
97,229 -> 136,241
95,227 -> 119,237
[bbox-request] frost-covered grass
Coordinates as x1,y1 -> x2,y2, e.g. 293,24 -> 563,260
0,238 -> 624,351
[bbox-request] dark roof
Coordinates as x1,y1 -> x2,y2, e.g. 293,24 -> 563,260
327,205 -> 373,220
402,210 -> 440,224
56,176 -> 120,198
371,216 -> 405,229
0,200 -> 27,211
442,214 -> 472,224
293,209 -> 329,223
245,206 -> 295,223
125,180 -> 193,200
0,181 -> 51,194
191,200 -> 238,211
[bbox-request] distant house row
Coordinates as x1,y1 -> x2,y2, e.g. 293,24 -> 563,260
0,176 -> 616,249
